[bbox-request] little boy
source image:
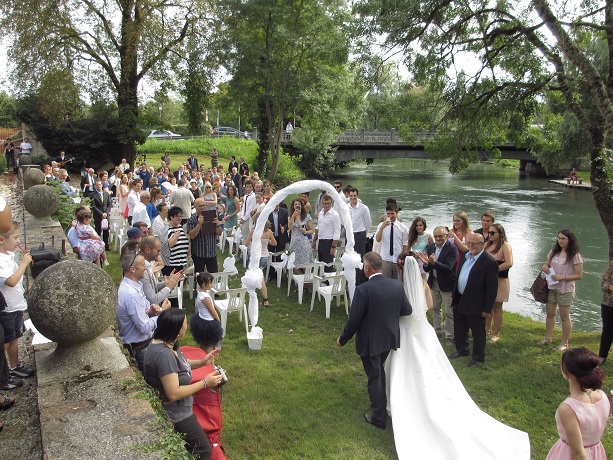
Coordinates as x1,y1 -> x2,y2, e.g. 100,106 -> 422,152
0,221 -> 34,390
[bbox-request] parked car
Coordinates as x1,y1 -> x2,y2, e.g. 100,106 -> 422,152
211,127 -> 251,139
147,129 -> 181,139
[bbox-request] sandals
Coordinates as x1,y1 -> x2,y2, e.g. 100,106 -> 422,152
490,335 -> 500,344
538,338 -> 552,346
554,344 -> 569,352
0,395 -> 15,411
262,298 -> 271,308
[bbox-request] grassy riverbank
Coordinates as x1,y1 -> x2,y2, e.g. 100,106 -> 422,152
105,249 -> 612,459
137,138 -> 304,186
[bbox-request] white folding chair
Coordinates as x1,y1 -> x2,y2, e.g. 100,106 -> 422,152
287,262 -> 324,304
310,273 -> 349,319
266,251 -> 287,288
213,287 -> 249,337
237,238 -> 249,268
167,279 -> 184,309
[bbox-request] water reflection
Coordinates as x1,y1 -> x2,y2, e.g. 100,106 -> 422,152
333,159 -> 607,331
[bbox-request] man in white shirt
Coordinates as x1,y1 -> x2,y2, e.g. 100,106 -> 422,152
127,178 -> 143,225
132,191 -> 151,229
312,195 -> 341,272
375,202 -> 409,279
348,187 -> 372,284
118,158 -> 130,173
239,179 -> 256,236
19,138 -> 32,155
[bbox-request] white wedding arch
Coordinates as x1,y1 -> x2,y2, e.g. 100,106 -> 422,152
241,180 -> 363,332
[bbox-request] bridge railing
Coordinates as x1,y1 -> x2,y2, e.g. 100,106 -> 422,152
281,129 -> 438,145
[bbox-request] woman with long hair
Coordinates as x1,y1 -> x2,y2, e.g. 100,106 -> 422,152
540,229 -> 584,351
144,309 -> 222,460
484,223 -> 513,343
407,216 -> 434,280
447,211 -> 471,257
546,348 -> 609,459
118,174 -> 130,220
262,180 -> 274,204
288,198 -> 314,273
246,219 -> 277,307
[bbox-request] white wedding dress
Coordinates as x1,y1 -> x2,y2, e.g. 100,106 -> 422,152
387,257 -> 531,459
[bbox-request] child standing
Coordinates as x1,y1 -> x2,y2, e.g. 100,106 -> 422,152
0,221 -> 35,391
75,209 -> 107,266
190,273 -> 223,344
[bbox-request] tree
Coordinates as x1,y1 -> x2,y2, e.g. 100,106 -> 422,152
1,0 -> 214,166
353,0 -> 613,257
0,92 -> 18,127
221,0 -> 351,181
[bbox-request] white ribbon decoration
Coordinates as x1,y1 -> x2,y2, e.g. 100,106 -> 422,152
279,252 -> 295,270
243,179 -> 360,332
223,256 -> 239,275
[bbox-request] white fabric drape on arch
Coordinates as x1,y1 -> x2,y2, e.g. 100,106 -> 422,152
242,180 -> 363,329
386,257 -> 531,459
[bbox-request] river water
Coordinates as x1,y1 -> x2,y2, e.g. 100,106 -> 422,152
333,159 -> 607,332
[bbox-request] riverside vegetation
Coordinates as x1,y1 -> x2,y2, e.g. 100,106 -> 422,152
103,246 -> 612,459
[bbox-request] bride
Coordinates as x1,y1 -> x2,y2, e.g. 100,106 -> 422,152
387,257 -> 531,459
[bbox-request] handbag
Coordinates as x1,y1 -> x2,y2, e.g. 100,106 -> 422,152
122,202 -> 129,219
531,271 -> 549,303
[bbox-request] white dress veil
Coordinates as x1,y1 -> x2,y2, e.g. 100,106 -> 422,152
386,257 -> 531,459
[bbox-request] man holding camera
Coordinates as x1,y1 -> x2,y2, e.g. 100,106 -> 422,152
187,198 -> 222,273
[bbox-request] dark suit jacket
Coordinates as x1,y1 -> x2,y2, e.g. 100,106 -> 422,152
188,157 -> 199,170
452,251 -> 499,316
228,160 -> 238,172
174,170 -> 186,183
423,240 -> 459,292
91,191 -> 111,222
80,174 -> 95,197
268,207 -> 289,251
339,274 -> 412,357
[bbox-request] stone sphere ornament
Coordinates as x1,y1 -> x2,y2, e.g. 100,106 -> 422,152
23,184 -> 59,218
18,154 -> 31,166
23,168 -> 46,190
28,260 -> 118,347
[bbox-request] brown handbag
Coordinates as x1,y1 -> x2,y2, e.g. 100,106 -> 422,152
531,271 -> 549,303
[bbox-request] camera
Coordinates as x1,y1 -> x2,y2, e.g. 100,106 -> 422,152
215,365 -> 228,387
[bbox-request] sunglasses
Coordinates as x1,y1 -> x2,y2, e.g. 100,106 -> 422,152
488,231 -> 497,235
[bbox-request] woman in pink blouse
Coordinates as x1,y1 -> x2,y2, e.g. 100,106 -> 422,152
539,229 -> 584,352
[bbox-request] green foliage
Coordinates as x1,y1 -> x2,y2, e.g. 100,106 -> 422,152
46,180 -> 90,229
290,127 -> 338,178
0,92 -> 18,126
17,96 -> 122,169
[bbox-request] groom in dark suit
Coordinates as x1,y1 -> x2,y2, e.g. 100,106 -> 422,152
449,232 -> 499,366
337,252 -> 412,429
91,179 -> 112,250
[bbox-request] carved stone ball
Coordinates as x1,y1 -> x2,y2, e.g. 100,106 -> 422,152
23,168 -> 46,190
23,184 -> 59,218
28,260 -> 118,347
18,154 -> 31,166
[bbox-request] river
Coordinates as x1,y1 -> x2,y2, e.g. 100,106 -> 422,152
332,159 -> 607,332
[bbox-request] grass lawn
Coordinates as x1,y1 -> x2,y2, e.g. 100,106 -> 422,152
105,248 -> 613,460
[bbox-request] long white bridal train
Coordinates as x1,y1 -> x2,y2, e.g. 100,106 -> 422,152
387,257 -> 531,459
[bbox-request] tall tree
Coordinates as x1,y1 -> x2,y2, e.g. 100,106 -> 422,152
353,0 -> 613,257
222,0 -> 351,181
1,0 -> 214,166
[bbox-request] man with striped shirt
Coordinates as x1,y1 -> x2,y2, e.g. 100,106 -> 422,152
187,198 -> 222,273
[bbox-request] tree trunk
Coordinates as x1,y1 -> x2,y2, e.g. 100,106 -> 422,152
267,104 -> 285,182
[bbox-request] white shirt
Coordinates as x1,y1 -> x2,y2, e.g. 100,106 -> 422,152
132,201 -> 151,227
316,208 -> 341,240
348,201 -> 371,233
0,251 -> 27,312
127,189 -> 140,217
169,186 -> 195,218
241,192 -> 256,221
376,220 -> 408,263
19,142 -> 32,154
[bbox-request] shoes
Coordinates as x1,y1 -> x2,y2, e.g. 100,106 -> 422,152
554,343 -> 569,352
0,395 -> 15,411
10,364 -> 35,378
262,298 -> 271,308
468,359 -> 483,367
538,338 -> 552,346
490,335 -> 500,343
448,352 -> 468,360
0,376 -> 23,390
102,259 -> 109,267
364,413 -> 386,430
